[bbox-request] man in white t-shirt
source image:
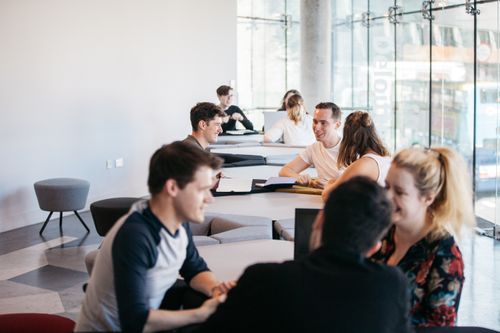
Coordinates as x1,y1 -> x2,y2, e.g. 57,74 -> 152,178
279,102 -> 342,188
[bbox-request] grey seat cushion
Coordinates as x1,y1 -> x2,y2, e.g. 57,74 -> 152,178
34,178 -> 90,211
193,235 -> 220,246
211,226 -> 272,243
274,218 -> 295,241
189,213 -> 273,244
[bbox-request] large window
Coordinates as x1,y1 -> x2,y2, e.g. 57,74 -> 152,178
238,0 -> 500,230
237,0 -> 300,130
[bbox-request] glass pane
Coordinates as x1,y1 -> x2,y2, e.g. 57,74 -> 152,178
369,18 -> 396,152
286,20 -> 301,95
431,7 -> 474,186
332,16 -> 354,107
286,0 -> 300,20
474,1 -> 500,227
332,0 -> 354,19
237,18 -> 286,110
353,21 -> 369,108
395,13 -> 431,148
397,0 -> 428,12
237,0 -> 285,19
370,2 -> 392,19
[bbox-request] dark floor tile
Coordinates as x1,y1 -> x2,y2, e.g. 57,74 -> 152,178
0,211 -> 99,255
9,265 -> 88,292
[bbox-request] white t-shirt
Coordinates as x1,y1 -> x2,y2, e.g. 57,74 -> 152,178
298,140 -> 343,181
265,115 -> 315,146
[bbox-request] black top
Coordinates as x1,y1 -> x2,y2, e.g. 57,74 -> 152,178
201,247 -> 413,333
221,105 -> 254,131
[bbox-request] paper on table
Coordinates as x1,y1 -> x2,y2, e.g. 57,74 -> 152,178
225,129 -> 256,135
262,177 -> 296,187
216,178 -> 253,192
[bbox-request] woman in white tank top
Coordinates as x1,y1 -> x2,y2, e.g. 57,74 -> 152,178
322,111 -> 391,201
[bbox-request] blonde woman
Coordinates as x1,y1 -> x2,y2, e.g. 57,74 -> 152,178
371,147 -> 475,327
264,94 -> 315,146
321,111 -> 390,201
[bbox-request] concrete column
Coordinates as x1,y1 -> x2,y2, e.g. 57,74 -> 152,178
300,0 -> 331,112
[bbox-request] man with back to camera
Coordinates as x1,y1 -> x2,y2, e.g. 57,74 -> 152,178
200,176 -> 413,333
75,142 -> 235,333
184,102 -> 226,150
279,102 -> 343,189
216,85 -> 254,132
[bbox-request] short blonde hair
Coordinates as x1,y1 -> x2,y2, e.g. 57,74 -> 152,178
392,146 -> 475,239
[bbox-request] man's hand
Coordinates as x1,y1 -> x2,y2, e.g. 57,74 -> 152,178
197,294 -> 227,321
309,178 -> 327,189
296,174 -> 312,186
211,280 -> 237,297
231,113 -> 243,121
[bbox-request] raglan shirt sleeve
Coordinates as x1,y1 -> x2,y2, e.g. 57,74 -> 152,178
179,223 -> 210,284
112,219 -> 156,333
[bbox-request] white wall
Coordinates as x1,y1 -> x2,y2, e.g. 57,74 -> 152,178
0,0 -> 237,232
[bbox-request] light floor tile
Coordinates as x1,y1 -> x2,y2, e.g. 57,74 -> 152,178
0,292 -> 64,314
0,236 -> 77,280
0,280 -> 52,299
45,244 -> 98,273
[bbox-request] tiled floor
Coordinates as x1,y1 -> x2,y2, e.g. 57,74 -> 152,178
0,211 -> 499,330
0,211 -> 101,322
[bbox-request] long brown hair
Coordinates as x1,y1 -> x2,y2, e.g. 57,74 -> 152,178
337,111 -> 389,168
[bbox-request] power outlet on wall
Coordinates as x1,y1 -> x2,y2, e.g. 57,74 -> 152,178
115,158 -> 124,168
106,160 -> 113,169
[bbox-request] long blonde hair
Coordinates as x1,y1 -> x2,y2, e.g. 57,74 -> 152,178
286,94 -> 305,124
392,146 -> 475,239
337,111 -> 390,168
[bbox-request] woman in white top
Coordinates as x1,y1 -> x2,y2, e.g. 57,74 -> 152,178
322,111 -> 391,201
264,94 -> 315,146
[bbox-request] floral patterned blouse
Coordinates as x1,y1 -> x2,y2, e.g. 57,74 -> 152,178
371,226 -> 464,327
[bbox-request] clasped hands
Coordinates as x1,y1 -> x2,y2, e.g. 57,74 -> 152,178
296,174 -> 327,189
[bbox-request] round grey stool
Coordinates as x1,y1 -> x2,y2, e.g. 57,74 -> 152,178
34,178 -> 90,235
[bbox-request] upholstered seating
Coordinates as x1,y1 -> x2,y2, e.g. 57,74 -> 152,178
0,313 -> 75,333
190,213 -> 272,245
84,205 -> 272,276
90,197 -> 140,236
274,218 -> 294,241
33,178 -> 90,235
416,327 -> 500,333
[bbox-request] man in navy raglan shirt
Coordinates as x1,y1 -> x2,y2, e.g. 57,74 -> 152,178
76,141 -> 235,332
